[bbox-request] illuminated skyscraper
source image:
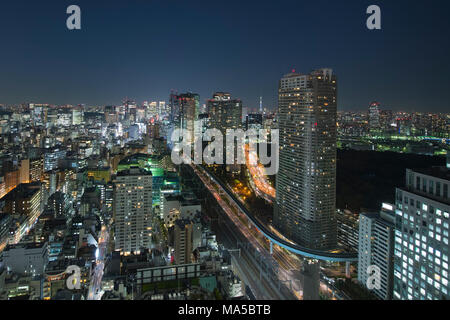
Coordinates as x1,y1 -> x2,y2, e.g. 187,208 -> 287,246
369,101 -> 381,132
170,93 -> 200,145
207,92 -> 243,173
393,167 -> 450,300
174,219 -> 194,264
148,101 -> 158,117
358,204 -> 396,300
114,167 -> 153,254
72,107 -> 83,125
274,68 -> 337,250
207,92 -> 242,134
157,101 -> 166,116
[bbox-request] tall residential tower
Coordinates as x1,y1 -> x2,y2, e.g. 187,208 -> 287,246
114,167 -> 153,255
274,69 -> 338,250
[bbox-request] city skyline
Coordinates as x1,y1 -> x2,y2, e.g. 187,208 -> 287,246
1,0 -> 450,112
1,0 -> 450,304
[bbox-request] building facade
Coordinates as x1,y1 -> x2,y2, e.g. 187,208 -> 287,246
368,101 -> 381,132
170,92 -> 200,145
114,167 -> 153,255
358,204 -> 395,300
1,242 -> 48,276
207,92 -> 242,134
174,219 -> 194,265
206,92 -> 243,173
274,68 -> 338,249
393,167 -> 450,300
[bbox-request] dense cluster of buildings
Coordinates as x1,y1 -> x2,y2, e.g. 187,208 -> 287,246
356,157 -> 450,300
0,99 -> 246,300
338,106 -> 450,156
0,68 -> 449,301
273,68 -> 450,300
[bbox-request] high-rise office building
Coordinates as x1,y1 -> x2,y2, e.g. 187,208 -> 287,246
174,219 -> 194,265
169,92 -> 180,123
19,159 -> 30,184
114,167 -> 153,255
207,92 -> 242,134
158,101 -> 167,115
207,92 -> 243,173
27,158 -> 45,183
358,204 -> 396,300
170,93 -> 200,145
274,68 -> 337,250
148,102 -> 158,117
368,101 -> 381,131
393,167 -> 450,300
72,107 -> 83,125
44,147 -> 66,172
1,242 -> 48,276
1,182 -> 43,229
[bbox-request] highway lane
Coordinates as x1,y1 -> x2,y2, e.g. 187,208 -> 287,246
244,144 -> 275,202
192,164 -> 299,299
197,164 -> 357,262
193,164 -> 347,299
215,208 -> 293,300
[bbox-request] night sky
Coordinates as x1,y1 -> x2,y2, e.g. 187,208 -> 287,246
1,0 -> 450,112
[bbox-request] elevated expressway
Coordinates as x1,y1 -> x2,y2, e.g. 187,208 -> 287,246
194,164 -> 357,263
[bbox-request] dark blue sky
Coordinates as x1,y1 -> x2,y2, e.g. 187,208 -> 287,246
1,0 -> 449,112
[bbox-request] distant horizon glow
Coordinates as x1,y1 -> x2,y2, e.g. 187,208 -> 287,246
1,0 -> 450,112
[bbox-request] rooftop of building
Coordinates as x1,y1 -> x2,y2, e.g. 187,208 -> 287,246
116,166 -> 152,177
412,166 -> 450,181
45,258 -> 87,274
172,92 -> 199,99
118,153 -> 163,165
48,191 -> 67,201
163,192 -> 200,205
0,182 -> 42,201
281,68 -> 334,79
174,218 -> 194,229
4,241 -> 46,251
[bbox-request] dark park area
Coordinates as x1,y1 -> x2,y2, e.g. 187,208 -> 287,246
336,150 -> 446,212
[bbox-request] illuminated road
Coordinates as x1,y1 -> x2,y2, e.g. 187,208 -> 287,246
88,225 -> 109,300
192,163 -> 357,299
191,164 -> 301,299
195,164 -> 357,262
217,215 -> 292,300
245,144 -> 275,202
243,146 -> 352,299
